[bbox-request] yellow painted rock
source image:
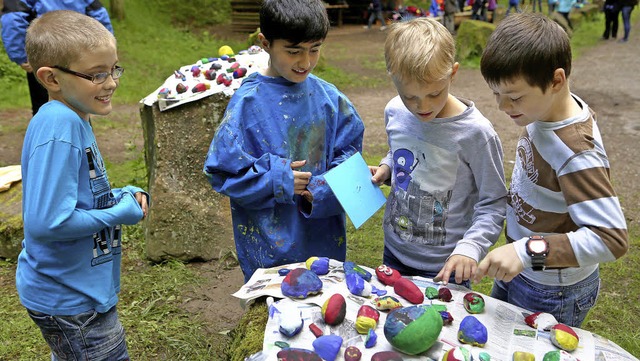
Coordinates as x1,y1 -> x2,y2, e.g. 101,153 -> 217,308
218,45 -> 234,57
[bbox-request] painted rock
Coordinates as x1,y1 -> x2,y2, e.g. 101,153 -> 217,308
394,277 -> 424,304
438,287 -> 453,302
204,69 -> 216,80
157,87 -> 171,99
355,305 -> 380,334
277,348 -> 322,361
375,264 -> 402,286
550,324 -> 579,352
233,67 -> 248,79
463,292 -> 485,314
384,305 -> 443,355
216,73 -> 232,86
174,70 -> 186,80
425,286 -> 439,299
278,268 -> 291,276
479,352 -> 491,361
513,351 -> 535,361
343,345 -> 362,361
373,295 -> 402,311
274,340 -> 290,348
218,45 -> 234,57
279,307 -> 303,337
321,293 -> 346,325
344,261 -> 372,281
209,62 -> 222,70
312,334 -> 343,361
543,350 -> 580,361
371,351 -> 404,361
248,45 -> 262,54
458,315 -> 488,347
306,256 -> 330,275
524,312 -> 558,331
175,83 -> 188,94
346,272 -> 372,297
440,311 -> 454,325
192,83 -> 210,93
309,323 -> 323,338
442,346 -> 473,361
281,268 -> 323,299
365,328 -> 378,348
190,65 -> 201,77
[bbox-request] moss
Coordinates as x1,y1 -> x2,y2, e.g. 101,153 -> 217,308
226,299 -> 269,361
456,20 -> 496,62
0,182 -> 23,259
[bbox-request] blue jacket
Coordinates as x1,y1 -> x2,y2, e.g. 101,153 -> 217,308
204,72 -> 365,282
1,0 -> 113,64
17,101 -> 147,315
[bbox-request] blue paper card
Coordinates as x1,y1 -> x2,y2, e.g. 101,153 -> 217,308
324,152 -> 387,229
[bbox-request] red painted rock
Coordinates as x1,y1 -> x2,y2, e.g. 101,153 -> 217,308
204,69 -> 216,80
355,304 -> 380,334
438,287 -> 453,302
276,348 -> 323,361
394,277 -> 424,304
442,346 -> 473,361
371,351 -> 404,361
524,312 -> 557,331
233,67 -> 247,79
321,293 -> 346,325
375,264 -> 402,286
309,323 -> 323,338
190,65 -> 201,77
191,82 -> 210,93
550,324 -> 579,352
175,83 -> 188,94
343,345 -> 362,361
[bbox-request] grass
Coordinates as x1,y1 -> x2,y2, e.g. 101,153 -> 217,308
1,3 -> 639,360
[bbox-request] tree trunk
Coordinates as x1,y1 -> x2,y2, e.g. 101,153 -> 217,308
110,0 -> 125,21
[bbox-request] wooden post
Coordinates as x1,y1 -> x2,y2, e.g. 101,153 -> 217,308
110,0 -> 125,21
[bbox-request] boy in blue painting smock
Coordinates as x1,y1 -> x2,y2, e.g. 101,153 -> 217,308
18,10 -> 148,359
204,0 -> 365,282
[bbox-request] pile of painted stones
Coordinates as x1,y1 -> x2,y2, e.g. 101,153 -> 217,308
276,258 -> 581,361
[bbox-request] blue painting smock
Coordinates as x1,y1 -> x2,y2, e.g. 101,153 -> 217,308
204,72 -> 365,281
17,101 -> 146,316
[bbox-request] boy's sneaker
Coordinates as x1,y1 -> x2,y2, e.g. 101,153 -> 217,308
380,26 -> 387,31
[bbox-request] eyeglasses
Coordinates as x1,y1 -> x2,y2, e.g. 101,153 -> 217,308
52,65 -> 124,84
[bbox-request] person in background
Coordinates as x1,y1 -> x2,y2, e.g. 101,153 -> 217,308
549,0 -> 559,14
203,0 -> 365,283
1,0 -> 113,116
370,17 -> 507,288
556,0 -> 576,29
18,10 -> 149,360
618,0 -> 638,42
506,0 -> 523,15
602,0 -> 620,40
443,0 -> 459,33
365,0 -> 388,30
477,13 -> 628,327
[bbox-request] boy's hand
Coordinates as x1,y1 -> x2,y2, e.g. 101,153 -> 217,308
291,160 -> 312,196
433,254 -> 477,285
473,244 -> 523,283
370,164 -> 390,185
135,192 -> 149,219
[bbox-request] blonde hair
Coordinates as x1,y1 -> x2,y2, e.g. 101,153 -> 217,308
384,17 -> 456,83
26,10 -> 116,73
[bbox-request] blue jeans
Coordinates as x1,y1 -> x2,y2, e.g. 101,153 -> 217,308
491,269 -> 600,327
383,246 -> 472,289
620,5 -> 634,41
27,306 -> 129,361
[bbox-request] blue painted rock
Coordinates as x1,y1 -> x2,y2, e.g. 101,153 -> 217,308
306,256 -> 330,275
355,305 -> 380,334
440,311 -> 454,325
384,305 -> 443,355
312,334 -> 343,361
278,268 -> 291,276
524,312 -> 557,331
438,287 -> 453,302
343,345 -> 362,361
277,348 -> 322,361
513,351 -> 535,361
463,292 -> 485,314
190,65 -> 201,77
233,67 -> 247,79
279,307 -> 304,337
543,350 -> 579,361
394,277 -> 424,304
549,324 -> 579,352
373,295 -> 402,311
442,346 -> 473,361
344,261 -> 372,281
371,351 -> 404,361
346,272 -> 372,297
321,293 -> 346,325
375,264 -> 402,286
458,315 -> 488,347
281,268 -> 323,299
365,328 -> 378,348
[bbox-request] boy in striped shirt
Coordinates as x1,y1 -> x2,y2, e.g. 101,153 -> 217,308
474,13 -> 628,327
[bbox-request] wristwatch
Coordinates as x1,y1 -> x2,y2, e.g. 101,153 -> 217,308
526,235 -> 549,271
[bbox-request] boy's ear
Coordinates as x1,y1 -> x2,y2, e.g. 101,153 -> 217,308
450,62 -> 460,81
36,66 -> 60,92
258,33 -> 270,51
550,68 -> 567,93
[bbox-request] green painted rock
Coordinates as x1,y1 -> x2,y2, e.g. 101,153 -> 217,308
383,305 -> 443,355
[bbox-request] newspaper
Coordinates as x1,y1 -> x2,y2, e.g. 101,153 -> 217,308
233,261 -> 638,361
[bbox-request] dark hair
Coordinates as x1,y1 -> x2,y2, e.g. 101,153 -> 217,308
480,13 -> 572,91
260,0 -> 330,44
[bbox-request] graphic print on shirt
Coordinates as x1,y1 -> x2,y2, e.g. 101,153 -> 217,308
509,136 -> 538,225
86,144 -> 121,266
386,140 -> 456,246
288,120 -> 325,173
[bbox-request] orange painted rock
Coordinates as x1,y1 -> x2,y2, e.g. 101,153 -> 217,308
550,324 -> 579,352
394,277 -> 424,304
321,293 -> 346,325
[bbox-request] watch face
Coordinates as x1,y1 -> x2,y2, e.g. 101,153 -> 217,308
529,240 -> 547,253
